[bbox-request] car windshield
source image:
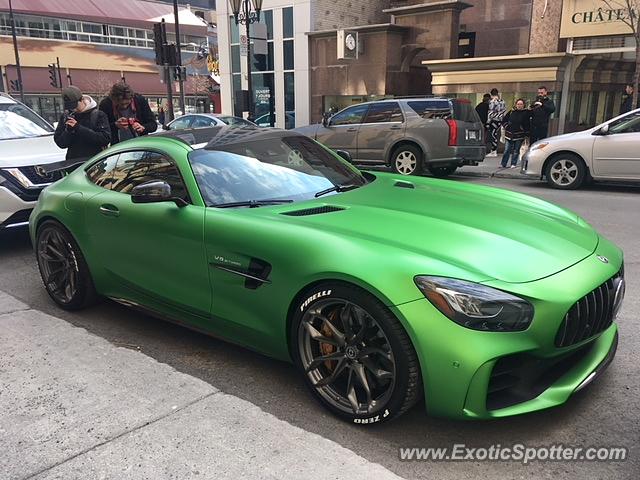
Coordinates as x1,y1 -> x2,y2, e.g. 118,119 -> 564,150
607,111 -> 640,134
0,100 -> 54,140
188,135 -> 367,207
218,115 -> 254,127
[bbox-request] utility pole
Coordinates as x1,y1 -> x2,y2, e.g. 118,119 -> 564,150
173,0 -> 186,115
8,0 -> 25,102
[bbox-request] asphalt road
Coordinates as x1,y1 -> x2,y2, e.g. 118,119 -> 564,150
1,176 -> 638,480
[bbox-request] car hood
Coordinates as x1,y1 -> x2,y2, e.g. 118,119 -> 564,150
274,174 -> 598,283
0,134 -> 66,168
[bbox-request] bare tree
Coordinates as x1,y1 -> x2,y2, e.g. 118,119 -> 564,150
83,71 -> 116,100
602,0 -> 640,107
187,75 -> 213,112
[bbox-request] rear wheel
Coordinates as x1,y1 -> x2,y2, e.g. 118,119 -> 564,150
428,165 -> 457,178
36,220 -> 98,310
545,154 -> 587,190
391,145 -> 422,176
292,283 -> 422,425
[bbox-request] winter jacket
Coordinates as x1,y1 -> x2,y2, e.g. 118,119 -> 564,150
488,97 -> 506,123
53,96 -> 111,161
621,94 -> 635,114
503,109 -> 531,141
530,96 -> 555,129
99,93 -> 157,144
475,101 -> 489,125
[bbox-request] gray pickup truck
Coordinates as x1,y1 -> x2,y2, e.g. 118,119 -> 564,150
294,97 -> 486,177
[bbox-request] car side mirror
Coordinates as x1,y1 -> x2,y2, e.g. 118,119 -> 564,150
335,149 -> 352,163
162,124 -> 170,130
131,181 -> 187,207
600,124 -> 610,135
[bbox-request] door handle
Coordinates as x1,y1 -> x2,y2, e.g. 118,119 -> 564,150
99,204 -> 120,217
346,128 -> 358,132
390,126 -> 402,130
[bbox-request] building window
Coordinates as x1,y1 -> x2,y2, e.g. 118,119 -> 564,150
283,40 -> 294,70
282,7 -> 293,39
284,72 -> 295,112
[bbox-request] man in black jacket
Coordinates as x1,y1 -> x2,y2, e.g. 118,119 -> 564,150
620,84 -> 635,114
99,83 -> 157,144
54,86 -> 111,163
530,86 -> 555,143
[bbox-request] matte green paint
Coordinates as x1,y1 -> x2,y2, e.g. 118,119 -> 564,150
29,135 -> 623,419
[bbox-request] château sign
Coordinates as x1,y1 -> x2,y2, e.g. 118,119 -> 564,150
560,0 -> 635,38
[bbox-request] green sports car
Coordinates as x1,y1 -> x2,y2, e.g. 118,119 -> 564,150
29,126 -> 625,425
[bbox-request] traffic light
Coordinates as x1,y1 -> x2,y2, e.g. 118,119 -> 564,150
48,63 -> 59,88
173,66 -> 186,81
153,22 -> 165,65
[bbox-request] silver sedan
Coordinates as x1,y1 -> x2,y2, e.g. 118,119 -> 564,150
522,109 -> 640,189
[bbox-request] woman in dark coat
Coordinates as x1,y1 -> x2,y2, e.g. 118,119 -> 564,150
501,98 -> 531,168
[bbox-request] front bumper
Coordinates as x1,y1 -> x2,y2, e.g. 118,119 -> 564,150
521,147 -> 548,177
391,240 -> 623,419
0,186 -> 37,227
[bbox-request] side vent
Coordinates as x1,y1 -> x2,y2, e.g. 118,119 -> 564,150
394,181 -> 415,189
281,205 -> 345,216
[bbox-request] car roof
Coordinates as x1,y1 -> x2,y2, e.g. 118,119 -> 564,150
155,125 -> 303,150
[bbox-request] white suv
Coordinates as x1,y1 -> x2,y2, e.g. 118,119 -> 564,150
0,93 -> 66,229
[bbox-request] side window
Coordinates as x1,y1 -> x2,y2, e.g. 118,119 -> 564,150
330,104 -> 369,126
110,151 -> 189,201
407,101 -> 452,119
191,116 -> 216,128
608,112 -> 640,134
169,116 -> 192,130
86,154 -> 119,189
362,102 -> 403,123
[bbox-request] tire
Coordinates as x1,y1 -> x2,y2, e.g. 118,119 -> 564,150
390,144 -> 422,176
35,220 -> 98,310
291,282 -> 422,425
428,165 -> 457,178
544,154 -> 587,190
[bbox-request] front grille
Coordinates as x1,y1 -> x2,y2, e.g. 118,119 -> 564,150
18,166 -> 62,185
555,269 -> 623,348
281,205 -> 345,216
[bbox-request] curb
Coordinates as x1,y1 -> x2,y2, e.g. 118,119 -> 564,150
455,169 -> 537,180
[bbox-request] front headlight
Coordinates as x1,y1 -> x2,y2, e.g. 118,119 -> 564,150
529,142 -> 549,152
414,276 -> 534,332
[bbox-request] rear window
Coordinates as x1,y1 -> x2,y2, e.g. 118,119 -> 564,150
451,99 -> 481,123
407,100 -> 452,119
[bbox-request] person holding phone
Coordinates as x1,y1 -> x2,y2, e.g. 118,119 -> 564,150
99,82 -> 157,144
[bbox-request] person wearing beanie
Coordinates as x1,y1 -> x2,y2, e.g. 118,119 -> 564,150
53,86 -> 111,163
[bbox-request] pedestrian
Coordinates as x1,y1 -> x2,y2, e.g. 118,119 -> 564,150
475,93 -> 491,152
530,86 -> 555,144
620,84 -> 635,114
486,88 -> 506,157
99,82 -> 157,144
500,98 -> 530,168
158,106 -> 166,127
53,86 -> 111,165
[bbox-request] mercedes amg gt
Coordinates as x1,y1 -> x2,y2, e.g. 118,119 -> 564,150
30,126 -> 625,424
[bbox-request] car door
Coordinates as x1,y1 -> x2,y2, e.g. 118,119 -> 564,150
314,103 -> 369,158
356,102 -> 405,163
592,111 -> 640,178
84,149 -> 211,319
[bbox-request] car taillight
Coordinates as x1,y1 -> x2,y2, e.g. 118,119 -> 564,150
446,119 -> 458,146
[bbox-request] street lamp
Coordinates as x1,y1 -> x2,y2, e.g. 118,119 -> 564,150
229,0 -> 263,121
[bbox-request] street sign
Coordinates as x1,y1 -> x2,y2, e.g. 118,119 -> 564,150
253,24 -> 267,55
240,34 -> 248,56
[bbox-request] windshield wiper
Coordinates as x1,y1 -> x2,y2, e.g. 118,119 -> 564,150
314,183 -> 360,198
213,199 -> 294,208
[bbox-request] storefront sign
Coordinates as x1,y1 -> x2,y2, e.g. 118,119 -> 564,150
560,0 -> 635,38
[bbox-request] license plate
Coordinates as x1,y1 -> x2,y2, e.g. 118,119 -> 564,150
467,130 -> 478,140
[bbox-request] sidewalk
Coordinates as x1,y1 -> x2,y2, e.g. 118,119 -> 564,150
0,291 -> 403,480
455,153 -> 534,180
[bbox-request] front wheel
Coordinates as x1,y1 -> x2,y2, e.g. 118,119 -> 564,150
36,220 -> 98,310
292,283 -> 422,425
545,154 -> 587,190
428,165 -> 457,178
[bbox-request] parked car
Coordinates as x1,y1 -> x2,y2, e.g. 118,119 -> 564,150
255,111 -> 296,130
30,126 -> 623,424
0,93 -> 66,229
294,98 -> 485,177
522,108 -> 640,189
163,113 -> 256,131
